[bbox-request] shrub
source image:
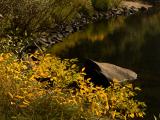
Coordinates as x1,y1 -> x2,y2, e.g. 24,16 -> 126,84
0,52 -> 146,120
0,0 -> 81,32
91,0 -> 123,11
78,0 -> 94,16
0,0 -> 87,54
91,0 -> 112,11
113,0 -> 123,8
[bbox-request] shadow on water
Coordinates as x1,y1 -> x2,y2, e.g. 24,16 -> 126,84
48,8 -> 160,119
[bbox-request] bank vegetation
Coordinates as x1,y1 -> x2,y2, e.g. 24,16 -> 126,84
0,0 -> 147,119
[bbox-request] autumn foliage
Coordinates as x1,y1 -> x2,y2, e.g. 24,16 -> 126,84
0,53 -> 145,120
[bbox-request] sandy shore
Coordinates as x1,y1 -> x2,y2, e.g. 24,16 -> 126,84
121,1 -> 152,9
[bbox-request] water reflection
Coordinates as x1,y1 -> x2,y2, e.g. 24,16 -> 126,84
49,16 -> 126,60
49,8 -> 160,119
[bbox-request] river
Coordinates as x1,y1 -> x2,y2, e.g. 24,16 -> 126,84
48,8 -> 160,119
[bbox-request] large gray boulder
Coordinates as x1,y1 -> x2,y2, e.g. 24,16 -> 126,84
84,59 -> 137,87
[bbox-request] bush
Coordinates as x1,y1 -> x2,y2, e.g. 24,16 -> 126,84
92,0 -> 112,11
78,0 -> 94,16
113,0 -> 123,8
0,0 -> 90,54
0,52 -> 146,120
91,0 -> 123,11
0,0 -> 81,32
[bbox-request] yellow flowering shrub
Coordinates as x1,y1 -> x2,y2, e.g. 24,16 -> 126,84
0,53 -> 146,120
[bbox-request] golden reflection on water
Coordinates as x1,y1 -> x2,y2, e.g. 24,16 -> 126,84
48,10 -> 160,119
49,16 -> 125,56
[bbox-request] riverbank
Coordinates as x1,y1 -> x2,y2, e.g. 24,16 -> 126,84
29,1 -> 153,54
0,0 -> 153,56
122,1 -> 152,9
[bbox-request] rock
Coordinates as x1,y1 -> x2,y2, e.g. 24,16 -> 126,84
50,40 -> 56,44
105,13 -> 110,19
57,37 -> 62,41
132,7 -> 139,13
51,34 -> 58,39
62,32 -> 69,36
40,37 -> 48,43
38,38 -> 50,46
57,33 -> 63,38
82,17 -> 87,23
118,8 -> 124,13
92,16 -> 97,20
0,14 -> 3,19
111,8 -> 118,11
65,26 -> 73,33
99,13 -> 104,18
47,37 -> 53,44
84,59 -> 137,87
86,20 -> 89,24
115,10 -> 122,15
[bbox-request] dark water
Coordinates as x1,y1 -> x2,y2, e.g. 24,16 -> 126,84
49,8 -> 160,119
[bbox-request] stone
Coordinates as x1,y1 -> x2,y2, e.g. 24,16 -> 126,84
131,6 -> 139,13
112,8 -> 118,11
118,8 -> 124,13
0,14 -> 3,19
56,37 -> 62,41
57,33 -> 63,38
62,32 -> 69,36
105,13 -> 110,19
84,59 -> 137,87
50,40 -> 56,44
38,39 -> 49,46
65,26 -> 73,33
115,10 -> 122,15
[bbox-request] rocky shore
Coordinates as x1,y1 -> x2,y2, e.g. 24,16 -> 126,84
24,2 -> 152,54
